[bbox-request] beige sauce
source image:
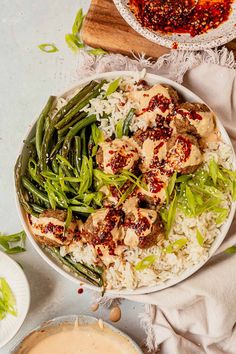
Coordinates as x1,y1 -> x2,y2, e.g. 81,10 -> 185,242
128,84 -> 172,119
30,216 -> 65,240
177,109 -> 215,138
16,322 -> 139,354
109,306 -> 122,322
100,138 -> 139,174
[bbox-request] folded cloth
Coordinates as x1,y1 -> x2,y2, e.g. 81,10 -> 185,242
77,48 -> 236,354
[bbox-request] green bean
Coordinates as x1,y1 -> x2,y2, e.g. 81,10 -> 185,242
47,247 -> 103,286
14,156 -> 33,215
57,112 -> 87,137
23,140 -> 37,160
64,255 -> 101,280
40,81 -> 98,171
44,115 -> 51,132
80,127 -> 87,156
30,136 -> 36,144
52,159 -> 59,174
50,137 -> 64,158
74,136 -> 81,172
55,81 -> 104,130
61,115 -> 97,158
123,108 -> 135,136
31,203 -> 45,213
22,176 -> 50,204
35,96 -> 56,159
28,158 -> 44,187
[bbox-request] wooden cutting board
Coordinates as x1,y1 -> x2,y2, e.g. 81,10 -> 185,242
81,0 -> 236,59
81,0 -> 169,58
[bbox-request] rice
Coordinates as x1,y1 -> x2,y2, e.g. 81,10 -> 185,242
59,141 -> 233,290
56,76 -> 234,290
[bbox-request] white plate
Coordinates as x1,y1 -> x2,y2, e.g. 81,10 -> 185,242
113,0 -> 236,50
15,71 -> 236,296
0,251 -> 30,349
11,315 -> 143,353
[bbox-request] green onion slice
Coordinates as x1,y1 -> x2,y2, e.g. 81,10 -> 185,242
106,78 -> 120,96
38,43 -> 58,53
196,229 -> 204,247
225,245 -> 236,254
165,238 -> 188,253
65,34 -> 84,52
135,255 -> 157,271
72,8 -> 84,35
87,48 -> 107,56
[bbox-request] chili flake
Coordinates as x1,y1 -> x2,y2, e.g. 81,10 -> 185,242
128,0 -> 233,36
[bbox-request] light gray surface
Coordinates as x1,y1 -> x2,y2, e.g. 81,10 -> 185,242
0,1 -> 145,352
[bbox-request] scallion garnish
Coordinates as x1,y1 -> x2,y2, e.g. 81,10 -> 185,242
38,43 -> 58,53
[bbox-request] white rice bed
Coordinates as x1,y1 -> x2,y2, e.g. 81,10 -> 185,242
59,142 -> 233,290
55,77 -> 234,290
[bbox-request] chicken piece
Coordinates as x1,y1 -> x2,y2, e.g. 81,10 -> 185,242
82,208 -> 126,266
123,208 -> 164,249
172,102 -> 215,138
137,168 -> 172,206
133,126 -> 173,147
133,126 -> 172,172
127,84 -> 179,129
29,209 -> 78,246
166,134 -> 203,174
96,137 -> 140,174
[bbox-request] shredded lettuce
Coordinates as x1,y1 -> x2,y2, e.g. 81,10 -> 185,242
0,278 -> 17,320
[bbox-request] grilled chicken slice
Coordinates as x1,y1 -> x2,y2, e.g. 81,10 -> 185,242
127,83 -> 179,129
172,102 -> 215,138
29,209 -> 78,246
96,137 -> 139,174
123,208 -> 164,249
166,133 -> 203,174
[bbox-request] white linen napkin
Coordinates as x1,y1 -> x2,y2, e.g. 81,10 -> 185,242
77,48 -> 236,354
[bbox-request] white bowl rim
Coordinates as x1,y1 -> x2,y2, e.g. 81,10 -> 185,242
0,250 -> 30,349
11,314 -> 143,353
14,70 -> 236,296
112,0 -> 236,51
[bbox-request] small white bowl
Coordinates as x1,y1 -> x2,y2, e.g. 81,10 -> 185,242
11,315 -> 143,353
113,0 -> 236,50
0,251 -> 30,349
15,71 -> 236,296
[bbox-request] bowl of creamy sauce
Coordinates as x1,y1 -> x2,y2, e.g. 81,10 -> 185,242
12,315 -> 143,354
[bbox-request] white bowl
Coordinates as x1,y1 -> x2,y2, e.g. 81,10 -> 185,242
0,251 -> 30,349
113,0 -> 236,50
15,71 -> 236,296
11,314 -> 143,353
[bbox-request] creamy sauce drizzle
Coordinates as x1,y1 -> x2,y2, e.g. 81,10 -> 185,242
16,322 -> 139,354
